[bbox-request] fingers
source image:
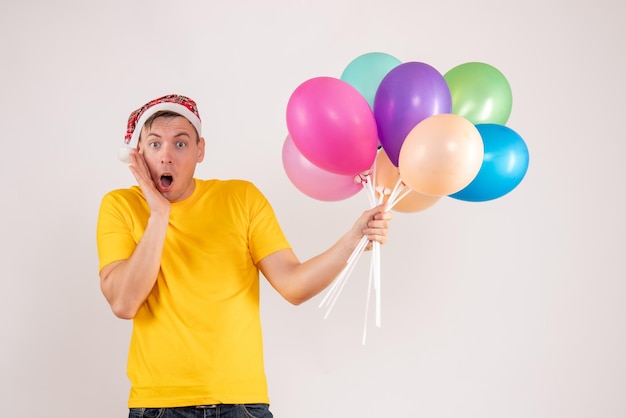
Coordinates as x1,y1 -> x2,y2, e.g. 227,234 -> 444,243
372,210 -> 393,222
365,203 -> 386,217
126,150 -> 170,214
128,150 -> 156,189
364,203 -> 393,219
128,149 -> 148,177
363,227 -> 389,245
364,204 -> 393,226
361,205 -> 393,245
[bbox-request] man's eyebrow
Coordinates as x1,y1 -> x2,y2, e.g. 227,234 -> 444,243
145,131 -> 191,138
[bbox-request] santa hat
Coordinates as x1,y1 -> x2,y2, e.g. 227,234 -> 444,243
118,94 -> 202,163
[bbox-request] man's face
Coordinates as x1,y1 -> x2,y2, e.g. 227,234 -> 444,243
138,116 -> 205,202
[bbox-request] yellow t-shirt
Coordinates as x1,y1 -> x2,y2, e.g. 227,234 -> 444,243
96,179 -> 291,408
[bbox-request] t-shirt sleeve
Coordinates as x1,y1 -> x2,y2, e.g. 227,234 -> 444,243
245,183 -> 291,264
96,191 -> 139,272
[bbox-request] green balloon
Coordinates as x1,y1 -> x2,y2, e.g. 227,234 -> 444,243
444,62 -> 513,125
340,52 -> 402,110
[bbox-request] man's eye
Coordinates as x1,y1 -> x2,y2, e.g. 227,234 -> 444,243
176,141 -> 186,148
149,142 -> 159,148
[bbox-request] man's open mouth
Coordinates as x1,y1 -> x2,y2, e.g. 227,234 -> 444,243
160,175 -> 173,188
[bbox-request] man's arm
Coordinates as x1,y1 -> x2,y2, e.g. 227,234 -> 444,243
99,211 -> 169,319
258,204 -> 391,305
99,149 -> 171,319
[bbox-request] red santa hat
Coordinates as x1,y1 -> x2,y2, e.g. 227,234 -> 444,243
118,94 -> 202,163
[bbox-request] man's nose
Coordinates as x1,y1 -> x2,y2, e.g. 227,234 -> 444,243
160,144 -> 173,163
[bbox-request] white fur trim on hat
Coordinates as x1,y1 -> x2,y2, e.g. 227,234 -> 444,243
119,95 -> 202,163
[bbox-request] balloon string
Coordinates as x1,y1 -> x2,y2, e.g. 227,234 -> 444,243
319,235 -> 368,309
322,241 -> 367,319
362,248 -> 375,346
386,177 -> 405,207
319,159 -> 387,340
385,175 -> 415,211
365,176 -> 377,206
387,187 -> 412,211
374,240 -> 381,327
347,235 -> 370,268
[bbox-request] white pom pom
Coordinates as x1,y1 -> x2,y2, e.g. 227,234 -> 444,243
117,147 -> 131,163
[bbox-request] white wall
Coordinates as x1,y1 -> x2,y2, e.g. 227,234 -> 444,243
1,0 -> 624,417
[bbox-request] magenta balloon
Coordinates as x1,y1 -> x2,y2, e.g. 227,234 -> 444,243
282,135 -> 363,201
374,62 -> 452,166
286,76 -> 378,175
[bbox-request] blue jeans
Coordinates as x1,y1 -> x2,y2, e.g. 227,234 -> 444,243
128,404 -> 273,418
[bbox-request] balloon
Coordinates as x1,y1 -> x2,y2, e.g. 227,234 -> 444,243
449,124 -> 529,202
282,135 -> 362,202
373,149 -> 440,213
286,76 -> 378,175
398,114 -> 484,196
340,52 -> 402,109
392,190 -> 442,213
444,62 -> 513,125
374,62 -> 452,166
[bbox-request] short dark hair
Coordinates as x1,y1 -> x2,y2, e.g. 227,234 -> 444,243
138,110 -> 200,143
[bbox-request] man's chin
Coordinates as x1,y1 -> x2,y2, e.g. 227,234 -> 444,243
156,187 -> 174,201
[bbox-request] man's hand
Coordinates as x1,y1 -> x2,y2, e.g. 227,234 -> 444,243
353,204 -> 393,250
127,148 -> 171,217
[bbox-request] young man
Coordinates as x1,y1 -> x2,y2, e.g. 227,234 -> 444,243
97,94 -> 392,418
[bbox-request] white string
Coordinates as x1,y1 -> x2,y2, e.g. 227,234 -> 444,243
374,240 -> 381,327
323,245 -> 366,319
319,161 -> 415,343
318,235 -> 368,309
362,248 -> 375,345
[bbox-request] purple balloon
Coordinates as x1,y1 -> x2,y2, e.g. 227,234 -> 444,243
374,62 -> 452,166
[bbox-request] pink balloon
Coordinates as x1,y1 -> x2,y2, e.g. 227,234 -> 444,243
286,76 -> 378,175
282,135 -> 363,201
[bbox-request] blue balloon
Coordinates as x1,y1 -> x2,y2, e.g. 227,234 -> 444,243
449,124 -> 529,202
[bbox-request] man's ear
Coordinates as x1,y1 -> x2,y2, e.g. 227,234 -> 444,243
197,137 -> 206,163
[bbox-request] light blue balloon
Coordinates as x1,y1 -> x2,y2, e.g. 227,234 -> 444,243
449,124 -> 529,202
340,52 -> 402,109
